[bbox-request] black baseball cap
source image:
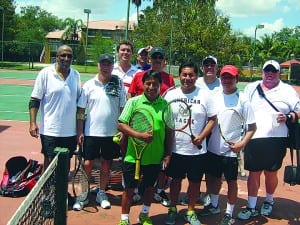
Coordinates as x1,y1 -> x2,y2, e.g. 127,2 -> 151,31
98,54 -> 114,64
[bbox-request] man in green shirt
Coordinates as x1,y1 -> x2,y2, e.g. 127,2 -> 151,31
117,70 -> 173,225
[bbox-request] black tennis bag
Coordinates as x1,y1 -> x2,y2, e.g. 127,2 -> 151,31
0,156 -> 43,197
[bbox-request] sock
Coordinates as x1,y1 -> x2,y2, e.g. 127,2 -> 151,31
248,196 -> 257,209
225,203 -> 234,216
141,204 -> 150,214
121,214 -> 129,221
266,193 -> 274,204
210,194 -> 219,208
156,188 -> 163,194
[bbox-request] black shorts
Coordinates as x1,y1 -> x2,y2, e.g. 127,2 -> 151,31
166,153 -> 206,182
122,162 -> 160,189
244,137 -> 287,172
83,136 -> 120,160
40,134 -> 77,158
206,151 -> 238,181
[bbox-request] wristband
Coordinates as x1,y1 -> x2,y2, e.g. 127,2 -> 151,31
285,113 -> 292,122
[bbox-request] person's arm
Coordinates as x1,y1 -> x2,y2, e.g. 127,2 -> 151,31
193,115 -> 217,147
230,123 -> 256,153
76,107 -> 85,146
29,97 -> 41,138
163,127 -> 174,168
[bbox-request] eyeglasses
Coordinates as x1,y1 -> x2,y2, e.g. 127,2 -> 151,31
151,55 -> 164,60
263,67 -> 278,73
59,54 -> 73,59
203,63 -> 216,67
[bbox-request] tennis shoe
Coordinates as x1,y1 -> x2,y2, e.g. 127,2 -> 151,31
132,193 -> 142,203
220,213 -> 235,225
96,191 -> 111,209
237,207 -> 259,220
154,190 -> 170,207
199,203 -> 221,216
138,213 -> 153,225
184,210 -> 201,225
117,220 -> 131,225
72,197 -> 89,211
164,207 -> 177,225
260,201 -> 273,216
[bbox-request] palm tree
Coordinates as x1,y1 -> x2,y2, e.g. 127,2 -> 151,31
62,18 -> 84,43
132,0 -> 142,24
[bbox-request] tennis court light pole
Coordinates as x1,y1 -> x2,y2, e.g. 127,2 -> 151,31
251,24 -> 264,78
169,14 -> 178,74
125,0 -> 130,40
0,6 -> 4,63
84,8 -> 91,72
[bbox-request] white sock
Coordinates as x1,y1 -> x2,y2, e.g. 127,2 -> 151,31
248,196 -> 257,209
141,204 -> 150,214
121,214 -> 129,221
210,194 -> 219,207
225,203 -> 234,216
266,193 -> 274,204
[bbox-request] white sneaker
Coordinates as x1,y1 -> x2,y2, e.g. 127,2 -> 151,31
96,191 -> 111,209
72,192 -> 89,211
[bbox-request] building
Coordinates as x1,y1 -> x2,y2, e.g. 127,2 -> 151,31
43,20 -> 135,64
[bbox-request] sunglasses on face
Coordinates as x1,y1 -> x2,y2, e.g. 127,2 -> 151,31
59,54 -> 73,59
263,67 -> 278,73
151,55 -> 164,60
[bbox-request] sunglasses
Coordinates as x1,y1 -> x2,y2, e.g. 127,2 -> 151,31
59,54 -> 73,59
263,67 -> 278,73
151,55 -> 164,60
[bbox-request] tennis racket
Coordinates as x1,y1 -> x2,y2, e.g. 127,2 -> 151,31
129,108 -> 154,180
162,99 -> 202,149
218,108 -> 246,150
72,144 -> 89,204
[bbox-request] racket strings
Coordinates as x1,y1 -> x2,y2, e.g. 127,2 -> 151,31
164,102 -> 191,131
219,111 -> 244,141
129,110 -> 153,144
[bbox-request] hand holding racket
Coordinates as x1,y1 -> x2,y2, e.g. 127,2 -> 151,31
72,145 -> 89,207
218,108 -> 246,152
129,108 -> 154,180
162,99 -> 202,149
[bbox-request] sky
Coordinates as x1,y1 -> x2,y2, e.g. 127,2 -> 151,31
14,0 -> 300,39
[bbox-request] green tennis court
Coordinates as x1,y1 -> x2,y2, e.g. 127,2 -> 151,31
0,70 -> 246,122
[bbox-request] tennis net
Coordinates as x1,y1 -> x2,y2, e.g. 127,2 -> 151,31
7,148 -> 69,225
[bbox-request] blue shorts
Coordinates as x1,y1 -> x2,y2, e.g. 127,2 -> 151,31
40,134 -> 77,158
206,151 -> 238,181
83,136 -> 120,160
122,162 -> 160,189
244,137 -> 287,171
166,153 -> 206,182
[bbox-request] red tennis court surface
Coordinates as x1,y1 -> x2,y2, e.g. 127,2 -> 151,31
1,122 -> 300,225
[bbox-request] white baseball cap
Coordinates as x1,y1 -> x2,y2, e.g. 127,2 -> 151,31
202,55 -> 217,65
138,48 -> 147,55
263,60 -> 280,71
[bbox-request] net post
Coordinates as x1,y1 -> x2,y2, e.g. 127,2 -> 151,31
54,147 -> 69,225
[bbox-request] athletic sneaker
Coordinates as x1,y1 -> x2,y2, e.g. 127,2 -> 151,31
132,193 -> 142,203
117,220 -> 131,225
138,213 -> 153,225
184,211 -> 201,225
260,201 -> 273,216
72,196 -> 89,211
96,191 -> 111,209
199,203 -> 221,216
220,213 -> 235,225
237,207 -> 259,220
154,190 -> 170,207
180,193 -> 210,206
164,207 -> 177,225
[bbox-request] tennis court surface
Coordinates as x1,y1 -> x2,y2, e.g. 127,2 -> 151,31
1,69 -> 300,225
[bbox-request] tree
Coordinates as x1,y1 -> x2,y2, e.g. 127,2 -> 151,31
132,0 -> 142,24
62,18 -> 83,43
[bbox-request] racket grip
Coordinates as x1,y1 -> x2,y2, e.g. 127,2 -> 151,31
191,135 -> 202,150
134,160 -> 140,180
